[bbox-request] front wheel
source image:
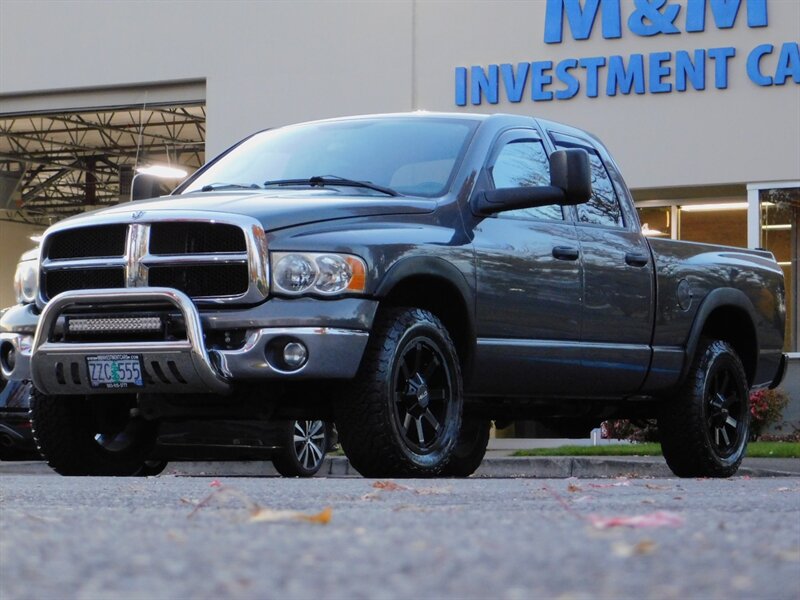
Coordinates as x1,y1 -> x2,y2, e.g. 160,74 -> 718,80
658,339 -> 750,478
335,307 -> 463,478
30,390 -> 158,476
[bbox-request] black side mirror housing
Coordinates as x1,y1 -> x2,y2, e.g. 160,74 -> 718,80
549,148 -> 592,205
131,174 -> 169,201
475,148 -> 592,216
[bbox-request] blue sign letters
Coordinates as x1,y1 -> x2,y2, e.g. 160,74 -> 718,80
456,0 -> 797,105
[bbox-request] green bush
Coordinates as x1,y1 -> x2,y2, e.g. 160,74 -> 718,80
749,389 -> 790,439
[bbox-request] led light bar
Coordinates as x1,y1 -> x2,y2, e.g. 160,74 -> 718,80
67,317 -> 163,333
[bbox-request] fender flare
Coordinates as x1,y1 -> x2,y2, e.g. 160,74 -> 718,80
680,287 -> 759,384
374,255 -> 476,347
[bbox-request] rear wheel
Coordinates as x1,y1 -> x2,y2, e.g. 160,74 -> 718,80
272,420 -> 329,477
335,307 -> 463,477
30,390 -> 157,476
441,418 -> 490,477
659,339 -> 750,478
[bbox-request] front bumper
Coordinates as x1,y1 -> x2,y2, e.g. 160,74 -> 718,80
22,288 -> 372,396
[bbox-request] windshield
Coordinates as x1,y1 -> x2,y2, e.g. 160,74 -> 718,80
180,117 -> 478,197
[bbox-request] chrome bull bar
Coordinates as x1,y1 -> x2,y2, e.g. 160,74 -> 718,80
31,288 -> 230,395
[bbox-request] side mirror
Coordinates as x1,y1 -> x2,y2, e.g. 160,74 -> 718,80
549,148 -> 591,205
474,148 -> 592,216
131,174 -> 169,201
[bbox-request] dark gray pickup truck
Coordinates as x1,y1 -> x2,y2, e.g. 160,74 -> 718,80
0,113 -> 787,478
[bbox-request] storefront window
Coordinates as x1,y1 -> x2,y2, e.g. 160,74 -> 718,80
638,206 -> 671,238
678,202 -> 748,247
760,188 -> 799,352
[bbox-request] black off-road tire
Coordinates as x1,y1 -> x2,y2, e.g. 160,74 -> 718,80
658,339 -> 750,478
272,420 -> 329,478
441,418 -> 491,477
335,307 -> 463,478
30,390 -> 157,476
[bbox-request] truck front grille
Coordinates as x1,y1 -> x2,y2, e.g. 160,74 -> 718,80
149,222 -> 246,255
45,268 -> 125,298
40,217 -> 266,304
148,264 -> 249,297
47,225 -> 127,259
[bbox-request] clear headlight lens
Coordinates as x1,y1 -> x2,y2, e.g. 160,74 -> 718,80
271,252 -> 367,296
13,259 -> 39,304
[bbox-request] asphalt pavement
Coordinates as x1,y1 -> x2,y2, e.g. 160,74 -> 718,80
1,474 -> 798,599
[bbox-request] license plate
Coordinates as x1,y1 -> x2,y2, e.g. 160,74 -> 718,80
86,354 -> 144,389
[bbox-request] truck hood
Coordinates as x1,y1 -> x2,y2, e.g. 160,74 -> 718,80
68,189 -> 435,231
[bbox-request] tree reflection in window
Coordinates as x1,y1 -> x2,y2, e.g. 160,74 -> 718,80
555,143 -> 624,228
491,140 -> 563,221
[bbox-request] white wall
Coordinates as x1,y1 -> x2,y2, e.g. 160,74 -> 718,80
1,0 -> 798,190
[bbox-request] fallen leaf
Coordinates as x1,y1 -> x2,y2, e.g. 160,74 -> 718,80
372,480 -> 409,492
413,486 -> 452,496
249,506 -> 332,524
210,480 -> 223,488
187,484 -> 330,525
612,539 -> 657,557
776,549 -> 800,562
567,483 -> 582,493
645,483 -> 670,490
588,511 -> 684,530
588,481 -> 631,489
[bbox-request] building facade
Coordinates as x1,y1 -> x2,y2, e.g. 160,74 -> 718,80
1,0 -> 798,408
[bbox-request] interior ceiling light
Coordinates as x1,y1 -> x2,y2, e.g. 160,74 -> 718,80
679,202 -> 749,212
761,224 -> 792,230
136,165 -> 188,179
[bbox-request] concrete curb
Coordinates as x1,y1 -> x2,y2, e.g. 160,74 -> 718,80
2,456 -> 797,478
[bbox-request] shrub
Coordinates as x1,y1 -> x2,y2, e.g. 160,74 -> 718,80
749,389 -> 790,439
601,419 -> 660,443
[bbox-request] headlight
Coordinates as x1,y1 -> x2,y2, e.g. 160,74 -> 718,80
13,259 -> 39,304
271,252 -> 367,296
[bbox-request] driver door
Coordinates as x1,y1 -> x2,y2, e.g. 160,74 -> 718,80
470,130 -> 583,396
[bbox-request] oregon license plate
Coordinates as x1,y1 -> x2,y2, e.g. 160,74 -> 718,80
86,354 -> 144,389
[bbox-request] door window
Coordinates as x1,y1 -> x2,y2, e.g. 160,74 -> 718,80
491,139 -> 563,221
553,141 -> 624,228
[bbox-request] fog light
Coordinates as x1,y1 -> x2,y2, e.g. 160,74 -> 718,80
283,342 -> 308,369
0,343 -> 15,374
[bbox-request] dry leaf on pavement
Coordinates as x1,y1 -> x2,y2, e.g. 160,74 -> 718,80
186,484 -> 331,525
588,510 -> 684,530
612,539 -> 657,557
372,480 -> 410,492
250,506 -> 332,524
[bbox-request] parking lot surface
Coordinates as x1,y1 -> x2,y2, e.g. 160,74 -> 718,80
1,474 -> 798,600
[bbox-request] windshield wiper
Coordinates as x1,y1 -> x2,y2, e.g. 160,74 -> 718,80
200,182 -> 262,192
262,175 -> 399,197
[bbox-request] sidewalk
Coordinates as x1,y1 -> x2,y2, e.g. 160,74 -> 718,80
2,439 -> 798,478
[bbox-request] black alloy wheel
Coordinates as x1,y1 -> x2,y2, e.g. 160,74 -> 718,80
705,366 -> 748,458
335,307 -> 463,477
272,419 -> 328,477
392,338 -> 452,455
659,339 -> 750,478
